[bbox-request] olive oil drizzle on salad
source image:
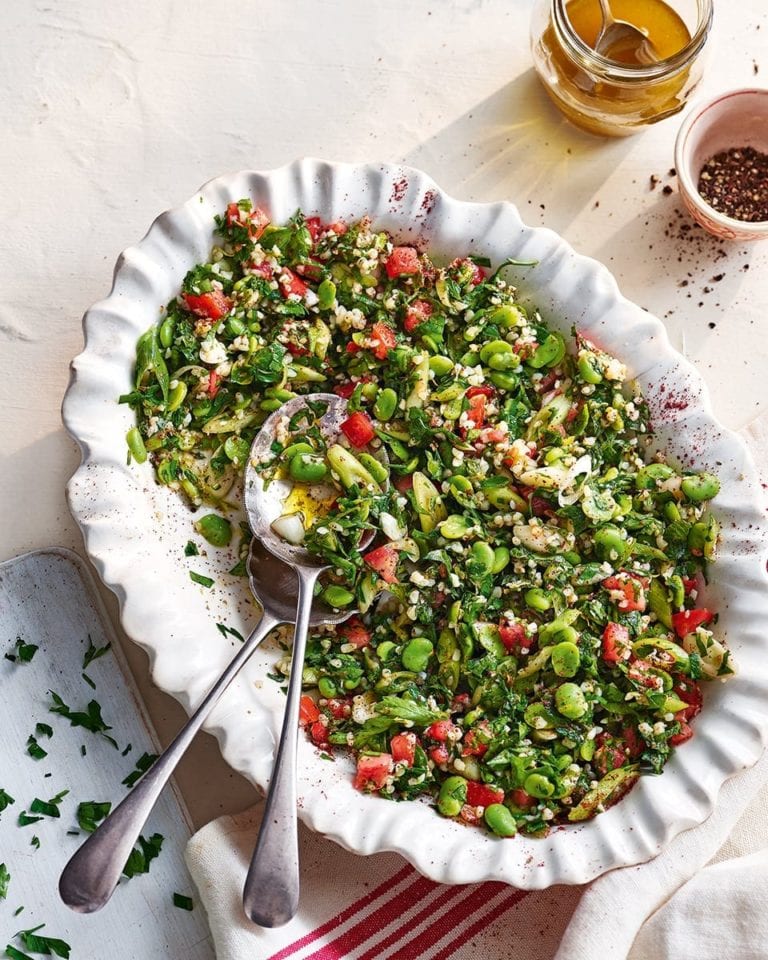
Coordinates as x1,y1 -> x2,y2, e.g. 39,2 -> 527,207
122,203 -> 731,838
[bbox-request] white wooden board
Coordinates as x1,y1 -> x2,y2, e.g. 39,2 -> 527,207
0,548 -> 214,959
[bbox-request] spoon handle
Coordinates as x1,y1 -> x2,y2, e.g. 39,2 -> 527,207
59,611 -> 281,913
243,566 -> 322,927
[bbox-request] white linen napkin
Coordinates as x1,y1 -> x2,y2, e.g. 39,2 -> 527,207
186,416 -> 768,960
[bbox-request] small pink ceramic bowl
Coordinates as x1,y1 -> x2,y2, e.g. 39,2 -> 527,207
674,87 -> 768,242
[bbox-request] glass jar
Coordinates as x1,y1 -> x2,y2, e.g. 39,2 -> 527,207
530,0 -> 713,137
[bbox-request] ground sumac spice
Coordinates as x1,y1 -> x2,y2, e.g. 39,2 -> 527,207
697,146 -> 768,222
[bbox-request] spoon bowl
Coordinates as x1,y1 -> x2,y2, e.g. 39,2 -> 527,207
245,393 -> 379,566
595,0 -> 659,65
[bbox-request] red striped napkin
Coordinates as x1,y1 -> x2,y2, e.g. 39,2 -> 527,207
185,806 -> 581,959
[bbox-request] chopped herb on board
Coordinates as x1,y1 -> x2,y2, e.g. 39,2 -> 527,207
4,945 -> 34,960
27,790 -> 69,819
122,833 -> 164,878
122,752 -> 157,789
184,540 -> 199,556
0,790 -> 16,815
29,836 -> 40,850
48,692 -> 118,749
77,801 -> 112,834
0,863 -> 9,899
25,737 -> 47,761
16,925 -> 71,958
4,638 -> 38,664
82,636 -> 111,670
17,813 -> 43,828
189,571 -> 214,588
172,892 -> 194,911
216,623 -> 245,643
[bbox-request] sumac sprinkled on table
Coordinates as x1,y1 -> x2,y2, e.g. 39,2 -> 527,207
697,146 -> 768,222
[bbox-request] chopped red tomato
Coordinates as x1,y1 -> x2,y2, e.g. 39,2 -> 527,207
248,260 -> 274,279
363,544 -> 399,584
465,385 -> 495,399
499,620 -> 527,651
354,753 -> 394,791
385,246 -> 420,279
183,290 -> 232,320
370,322 -> 397,360
226,202 -> 270,239
674,678 -> 702,722
462,724 -> 491,757
671,608 -> 713,638
669,721 -> 693,746
279,268 -> 308,299
207,370 -> 221,398
682,577 -> 698,595
345,342 -> 362,355
429,744 -> 450,765
425,720 -> 459,742
466,782 -> 505,808
628,658 -> 664,689
404,299 -> 433,333
299,695 -> 321,725
478,427 -> 507,445
339,618 -> 371,648
340,411 -> 375,448
285,342 -> 309,357
593,733 -> 627,776
463,394 -> 486,432
621,725 -> 645,759
394,473 -> 414,493
601,622 -> 630,664
509,788 -> 536,809
602,573 -> 648,612
334,381 -> 358,399
305,216 -> 323,242
309,720 -> 330,746
390,733 -> 417,767
325,697 -> 353,720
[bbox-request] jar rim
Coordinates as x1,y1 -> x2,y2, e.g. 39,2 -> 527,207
552,0 -> 713,81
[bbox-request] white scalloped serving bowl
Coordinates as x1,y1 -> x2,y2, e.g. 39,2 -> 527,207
63,159 -> 768,889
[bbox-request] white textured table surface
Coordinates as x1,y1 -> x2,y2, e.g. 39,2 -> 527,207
1,0 -> 766,934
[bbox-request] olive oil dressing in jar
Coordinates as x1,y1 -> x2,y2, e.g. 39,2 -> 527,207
530,0 -> 713,136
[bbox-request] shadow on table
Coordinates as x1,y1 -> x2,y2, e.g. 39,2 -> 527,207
402,69 -> 636,236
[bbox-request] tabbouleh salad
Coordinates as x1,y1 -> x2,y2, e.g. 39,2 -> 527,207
121,201 -> 733,838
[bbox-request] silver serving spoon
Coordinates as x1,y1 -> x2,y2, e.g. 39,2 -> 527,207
594,0 -> 659,65
241,394 -> 384,927
58,459 -> 359,913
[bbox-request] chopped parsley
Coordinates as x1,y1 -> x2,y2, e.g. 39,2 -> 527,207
122,752 -> 157,789
0,789 -> 15,816
172,892 -> 194,911
122,833 -> 164,878
4,638 -> 38,665
184,540 -> 199,556
48,692 -> 118,749
25,737 -> 47,761
0,863 -> 9,899
82,635 -> 111,670
216,623 -> 245,643
14,925 -> 71,959
189,571 -> 214,588
30,836 -> 40,850
25,790 -> 69,820
76,800 -> 112,834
